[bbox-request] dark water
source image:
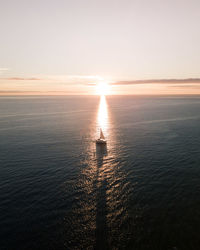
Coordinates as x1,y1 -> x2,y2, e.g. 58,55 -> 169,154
1,95 -> 200,250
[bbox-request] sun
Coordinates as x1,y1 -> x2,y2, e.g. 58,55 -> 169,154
96,81 -> 110,95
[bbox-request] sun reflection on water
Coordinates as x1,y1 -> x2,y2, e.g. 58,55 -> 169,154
67,95 -> 129,249
97,95 -> 109,137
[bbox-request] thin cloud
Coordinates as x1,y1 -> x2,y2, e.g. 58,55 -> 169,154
0,90 -> 43,93
0,68 -> 9,71
1,77 -> 41,80
0,75 -> 102,84
0,68 -> 9,76
0,90 -> 84,95
169,84 -> 200,89
112,78 -> 200,85
2,76 -> 200,87
68,75 -> 103,80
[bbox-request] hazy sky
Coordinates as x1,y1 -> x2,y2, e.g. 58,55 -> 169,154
1,0 -> 200,94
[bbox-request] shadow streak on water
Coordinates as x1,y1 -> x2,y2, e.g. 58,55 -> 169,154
94,144 -> 108,250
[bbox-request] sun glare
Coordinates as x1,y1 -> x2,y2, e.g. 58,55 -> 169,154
97,95 -> 108,133
96,81 -> 110,95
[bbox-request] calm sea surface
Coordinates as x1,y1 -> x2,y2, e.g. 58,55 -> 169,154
1,95 -> 200,250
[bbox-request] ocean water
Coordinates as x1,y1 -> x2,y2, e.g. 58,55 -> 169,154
1,95 -> 200,250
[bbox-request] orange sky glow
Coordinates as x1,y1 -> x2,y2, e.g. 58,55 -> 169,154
1,75 -> 200,95
1,1 -> 200,95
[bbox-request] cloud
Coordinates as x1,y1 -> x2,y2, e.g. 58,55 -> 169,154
0,68 -> 9,76
0,90 -> 86,95
0,75 -> 102,84
0,90 -> 42,93
2,76 -> 200,89
169,84 -> 200,89
112,78 -> 200,85
0,68 -> 9,71
67,75 -> 103,80
0,77 -> 41,80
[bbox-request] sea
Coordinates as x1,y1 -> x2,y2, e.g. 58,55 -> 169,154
0,95 -> 200,250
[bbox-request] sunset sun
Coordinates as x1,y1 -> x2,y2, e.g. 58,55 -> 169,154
96,81 -> 110,95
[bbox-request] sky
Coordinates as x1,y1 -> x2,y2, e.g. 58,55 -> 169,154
0,0 -> 200,95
